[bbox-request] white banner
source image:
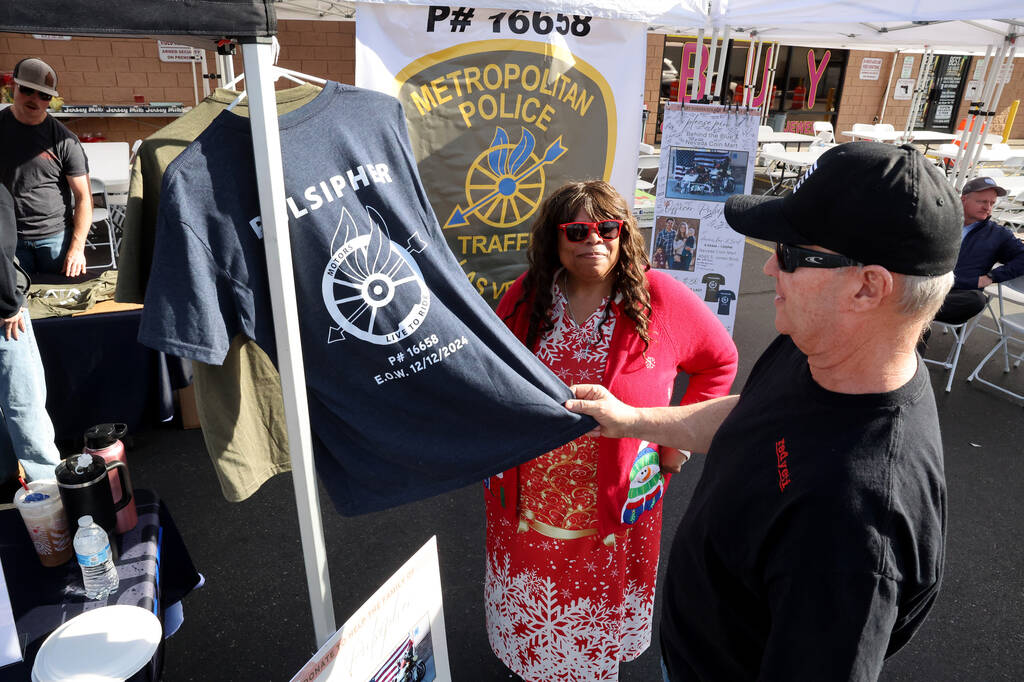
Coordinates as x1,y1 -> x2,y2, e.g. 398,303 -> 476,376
290,537 -> 450,682
356,3 -> 646,306
651,104 -> 758,335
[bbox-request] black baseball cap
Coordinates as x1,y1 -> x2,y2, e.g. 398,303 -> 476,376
725,142 -> 962,276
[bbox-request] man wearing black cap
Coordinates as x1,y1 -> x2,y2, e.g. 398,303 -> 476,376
0,57 -> 90,277
930,176 -> 1024,326
567,142 -> 959,680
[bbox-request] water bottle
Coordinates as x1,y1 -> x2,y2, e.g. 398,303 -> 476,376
73,515 -> 119,600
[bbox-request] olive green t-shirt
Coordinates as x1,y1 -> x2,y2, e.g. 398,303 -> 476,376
117,85 -> 321,501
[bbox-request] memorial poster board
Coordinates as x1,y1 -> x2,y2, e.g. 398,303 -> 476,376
651,104 -> 758,335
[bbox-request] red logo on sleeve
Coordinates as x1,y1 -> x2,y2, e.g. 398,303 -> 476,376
775,438 -> 791,492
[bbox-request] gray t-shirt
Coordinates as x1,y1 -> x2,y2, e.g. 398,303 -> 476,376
0,109 -> 89,240
139,82 -> 592,515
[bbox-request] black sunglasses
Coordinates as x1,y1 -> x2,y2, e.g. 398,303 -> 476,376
18,85 -> 53,101
775,243 -> 858,273
557,219 -> 624,242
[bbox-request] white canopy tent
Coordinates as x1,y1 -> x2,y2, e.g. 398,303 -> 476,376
5,0 -> 1017,654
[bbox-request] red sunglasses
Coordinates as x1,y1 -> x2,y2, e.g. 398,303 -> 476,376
557,219 -> 624,242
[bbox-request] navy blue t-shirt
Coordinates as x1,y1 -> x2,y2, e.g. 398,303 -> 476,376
139,82 -> 593,515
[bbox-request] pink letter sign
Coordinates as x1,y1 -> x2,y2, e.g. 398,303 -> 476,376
806,50 -> 831,109
680,42 -> 711,103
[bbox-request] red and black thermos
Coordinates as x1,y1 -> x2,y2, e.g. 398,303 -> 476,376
83,423 -> 137,533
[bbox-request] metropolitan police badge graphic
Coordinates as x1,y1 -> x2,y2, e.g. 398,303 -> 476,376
322,205 -> 430,345
396,40 -> 616,306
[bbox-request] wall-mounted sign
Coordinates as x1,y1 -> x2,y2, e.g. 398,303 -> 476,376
893,78 -> 915,100
32,34 -> 71,41
157,41 -> 203,63
901,56 -> 914,79
859,57 -> 883,81
964,80 -> 981,100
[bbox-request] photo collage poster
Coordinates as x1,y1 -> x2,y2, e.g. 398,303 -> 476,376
652,104 -> 759,335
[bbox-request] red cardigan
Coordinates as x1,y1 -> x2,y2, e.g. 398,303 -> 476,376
490,269 -> 739,538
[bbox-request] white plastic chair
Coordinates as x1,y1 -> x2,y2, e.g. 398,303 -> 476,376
923,298 -> 995,392
851,123 -> 876,139
758,125 -> 774,140
86,177 -> 117,270
967,276 -> 1024,402
758,143 -> 796,194
637,153 -> 660,191
812,121 -> 834,144
875,123 -> 896,135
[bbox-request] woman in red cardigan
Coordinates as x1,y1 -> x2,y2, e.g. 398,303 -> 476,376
484,181 -> 738,681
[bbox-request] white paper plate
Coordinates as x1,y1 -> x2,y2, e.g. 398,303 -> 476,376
32,605 -> 162,682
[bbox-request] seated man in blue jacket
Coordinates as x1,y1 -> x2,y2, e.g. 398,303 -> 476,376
933,176 -> 1024,325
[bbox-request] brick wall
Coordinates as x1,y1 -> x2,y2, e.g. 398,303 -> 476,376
834,51 -> 896,134
967,55 -> 1024,141
0,20 -> 357,144
835,50 -> 1023,141
644,33 -> 665,145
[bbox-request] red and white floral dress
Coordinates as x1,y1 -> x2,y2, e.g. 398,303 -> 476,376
485,278 -> 662,682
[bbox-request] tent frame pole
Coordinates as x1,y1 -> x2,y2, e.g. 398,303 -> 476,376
241,38 -> 337,647
714,28 -> 731,102
879,49 -> 900,124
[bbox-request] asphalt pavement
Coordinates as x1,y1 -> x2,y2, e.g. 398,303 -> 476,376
123,238 -> 1023,681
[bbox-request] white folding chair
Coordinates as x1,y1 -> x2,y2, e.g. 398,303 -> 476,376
86,177 -> 117,270
637,153 -> 660,191
758,143 -> 797,195
922,297 -> 995,393
851,123 -> 876,139
967,276 -> 1024,402
811,121 -> 834,143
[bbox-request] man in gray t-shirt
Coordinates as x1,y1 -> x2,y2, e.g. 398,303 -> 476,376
0,58 -> 90,277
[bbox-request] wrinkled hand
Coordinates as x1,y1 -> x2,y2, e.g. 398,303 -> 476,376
3,309 -> 25,341
565,384 -> 639,439
63,246 -> 87,278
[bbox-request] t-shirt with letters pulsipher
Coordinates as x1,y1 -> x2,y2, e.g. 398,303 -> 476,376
139,82 -> 593,515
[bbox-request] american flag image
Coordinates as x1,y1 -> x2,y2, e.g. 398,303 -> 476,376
672,148 -> 730,177
368,638 -> 413,682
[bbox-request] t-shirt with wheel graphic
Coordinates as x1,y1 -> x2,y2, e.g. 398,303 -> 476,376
702,273 -> 726,302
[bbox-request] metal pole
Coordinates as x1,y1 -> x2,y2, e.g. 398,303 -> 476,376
691,26 -> 706,102
241,39 -> 337,647
879,49 -> 900,124
762,43 -> 779,125
200,51 -> 211,98
705,27 -> 719,100
742,37 -> 755,108
956,44 -> 1001,188
714,28 -> 731,102
904,48 -> 934,139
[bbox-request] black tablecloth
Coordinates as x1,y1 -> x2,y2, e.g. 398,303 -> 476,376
33,309 -> 192,442
0,489 -> 200,681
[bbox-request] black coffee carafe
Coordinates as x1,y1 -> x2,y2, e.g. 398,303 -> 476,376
55,453 -> 132,539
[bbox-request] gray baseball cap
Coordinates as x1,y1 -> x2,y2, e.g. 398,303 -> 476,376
961,176 -> 1007,197
13,58 -> 58,97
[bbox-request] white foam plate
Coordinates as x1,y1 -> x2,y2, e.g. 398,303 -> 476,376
32,605 -> 162,682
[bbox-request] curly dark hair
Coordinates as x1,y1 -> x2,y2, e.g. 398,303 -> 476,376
505,180 -> 652,350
